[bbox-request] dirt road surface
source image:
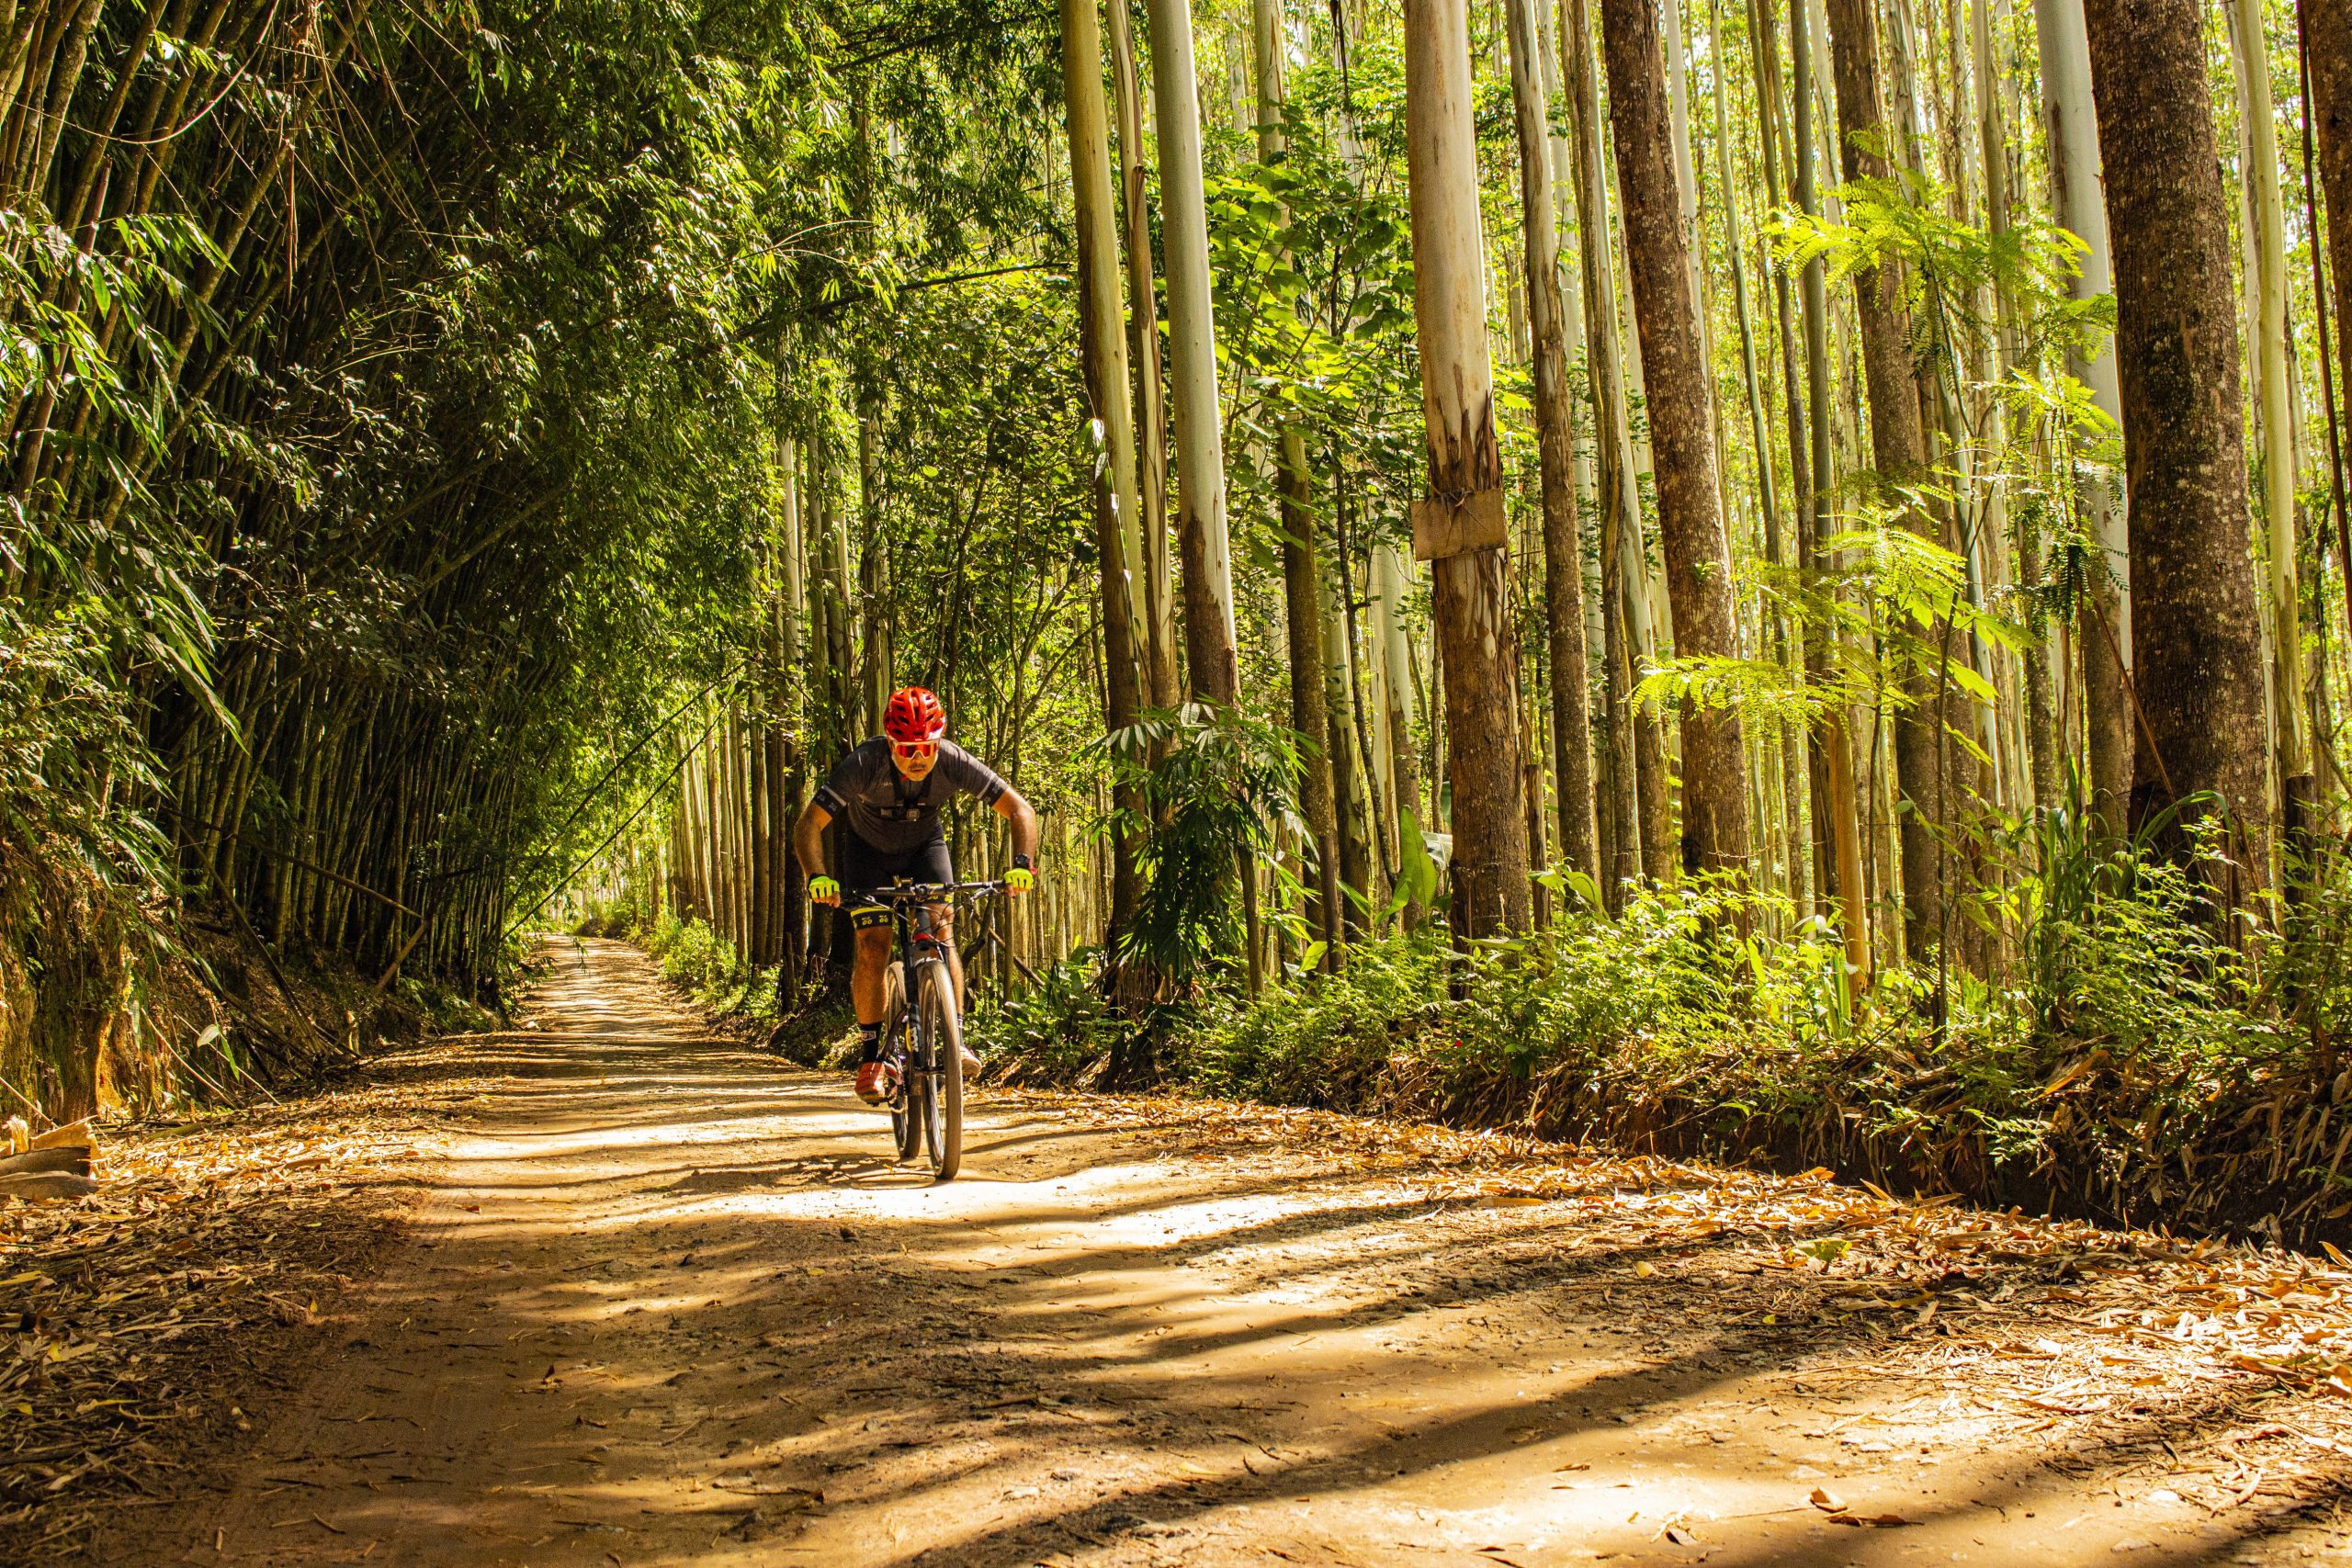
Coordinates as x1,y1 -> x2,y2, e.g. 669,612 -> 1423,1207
78,941 -> 2352,1565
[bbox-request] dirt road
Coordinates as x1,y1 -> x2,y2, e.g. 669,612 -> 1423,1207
91,940 -> 2352,1565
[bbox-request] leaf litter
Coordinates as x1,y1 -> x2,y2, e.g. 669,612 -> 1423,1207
0,1036 -> 503,1558
17,1044 -> 2352,1559
1010,1086 -> 2352,1533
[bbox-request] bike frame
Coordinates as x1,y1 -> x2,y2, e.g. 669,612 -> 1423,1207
848,879 -> 1004,1179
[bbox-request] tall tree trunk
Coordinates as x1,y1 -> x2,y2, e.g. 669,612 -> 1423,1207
1609,221 -> 1679,886
1507,0 -> 1599,886
2080,0 -> 2272,897
1253,0 -> 1344,959
2305,0 -> 2352,690
2225,0 -> 2308,833
1597,0 -> 1753,878
1104,0 -> 1182,710
1146,0 -> 1242,705
2314,0 -> 2352,668
2036,0 -> 2131,824
1404,0 -> 1533,937
1561,0 -> 1648,900
1660,0 -> 1707,362
1373,542 -> 1428,923
1824,0 -> 1944,964
1281,434 -> 1345,957
1793,0 -> 1871,987
1322,550 -> 1378,919
1713,0 -> 1804,905
1749,0 -> 1821,917
1058,0 -> 1148,936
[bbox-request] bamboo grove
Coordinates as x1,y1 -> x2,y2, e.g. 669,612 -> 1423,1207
5,0 -> 2352,1163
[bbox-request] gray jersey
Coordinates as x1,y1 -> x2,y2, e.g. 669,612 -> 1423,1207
815,738 -> 1009,854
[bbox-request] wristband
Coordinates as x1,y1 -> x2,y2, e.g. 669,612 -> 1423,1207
1012,853 -> 1034,872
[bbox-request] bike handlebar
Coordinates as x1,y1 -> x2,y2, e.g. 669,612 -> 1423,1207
844,879 -> 1007,903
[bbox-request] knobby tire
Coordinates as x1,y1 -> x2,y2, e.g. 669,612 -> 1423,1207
919,962 -> 964,1182
884,963 -> 922,1163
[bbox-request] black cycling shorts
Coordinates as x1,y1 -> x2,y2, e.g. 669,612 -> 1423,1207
838,829 -> 955,900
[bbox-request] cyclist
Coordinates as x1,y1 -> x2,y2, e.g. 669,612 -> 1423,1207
793,686 -> 1039,1104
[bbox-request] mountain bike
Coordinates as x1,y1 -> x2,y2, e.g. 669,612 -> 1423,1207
854,879 -> 1003,1182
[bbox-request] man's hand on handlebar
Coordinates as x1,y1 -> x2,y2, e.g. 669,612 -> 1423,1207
809,874 -> 841,906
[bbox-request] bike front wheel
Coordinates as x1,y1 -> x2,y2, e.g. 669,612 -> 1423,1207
883,963 -> 922,1163
916,963 -> 964,1181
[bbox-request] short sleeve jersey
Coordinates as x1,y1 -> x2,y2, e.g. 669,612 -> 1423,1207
815,738 -> 1009,854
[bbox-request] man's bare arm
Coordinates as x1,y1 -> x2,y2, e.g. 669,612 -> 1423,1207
794,801 -> 834,886
991,788 -> 1039,863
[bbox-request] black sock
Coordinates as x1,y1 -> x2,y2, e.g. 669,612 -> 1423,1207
856,1021 -> 882,1064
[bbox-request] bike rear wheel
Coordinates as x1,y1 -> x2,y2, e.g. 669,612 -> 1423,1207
917,962 -> 964,1181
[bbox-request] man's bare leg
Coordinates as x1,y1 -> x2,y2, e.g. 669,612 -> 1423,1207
852,925 -> 891,1025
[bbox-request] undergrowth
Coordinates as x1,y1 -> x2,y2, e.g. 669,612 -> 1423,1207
971,817 -> 2352,1247
616,908 -> 787,1025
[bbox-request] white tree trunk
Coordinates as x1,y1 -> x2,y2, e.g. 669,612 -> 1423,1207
1104,0 -> 1180,708
1403,0 -> 1532,934
1057,0 -> 1151,694
1509,0 -> 1600,879
1147,0 -> 1240,700
2035,0 -> 2132,814
1373,542 -> 1421,845
1533,0 -> 1599,528
1660,0 -> 1707,352
2226,0 -> 2306,785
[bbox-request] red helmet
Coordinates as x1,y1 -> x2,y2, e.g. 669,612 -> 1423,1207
884,686 -> 946,743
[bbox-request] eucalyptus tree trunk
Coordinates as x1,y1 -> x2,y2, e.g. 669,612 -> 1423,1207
1505,0 -> 1599,885
1534,0 -> 1603,543
1793,0 -> 1871,987
1979,0 -> 2046,812
1597,0 -> 1753,878
1606,210 -> 1679,886
1104,0 -> 1181,711
1252,0 -> 1343,959
1321,555 -> 1379,919
2080,0 -> 2271,897
2316,0 -> 2352,654
1748,0 -> 1821,917
1146,0 -> 1242,705
1373,542 -> 1427,922
1561,0 -> 1647,900
2035,0 -> 2130,825
1057,0 -> 1148,934
2317,0 -> 2352,454
1658,0 -> 1711,385
1713,0 -> 1803,905
1281,434 -> 1344,955
1825,0 -> 1943,964
2224,0 -> 2309,833
1403,0 -> 1533,936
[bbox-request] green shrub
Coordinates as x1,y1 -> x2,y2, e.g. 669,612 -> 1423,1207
974,837 -> 2352,1242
